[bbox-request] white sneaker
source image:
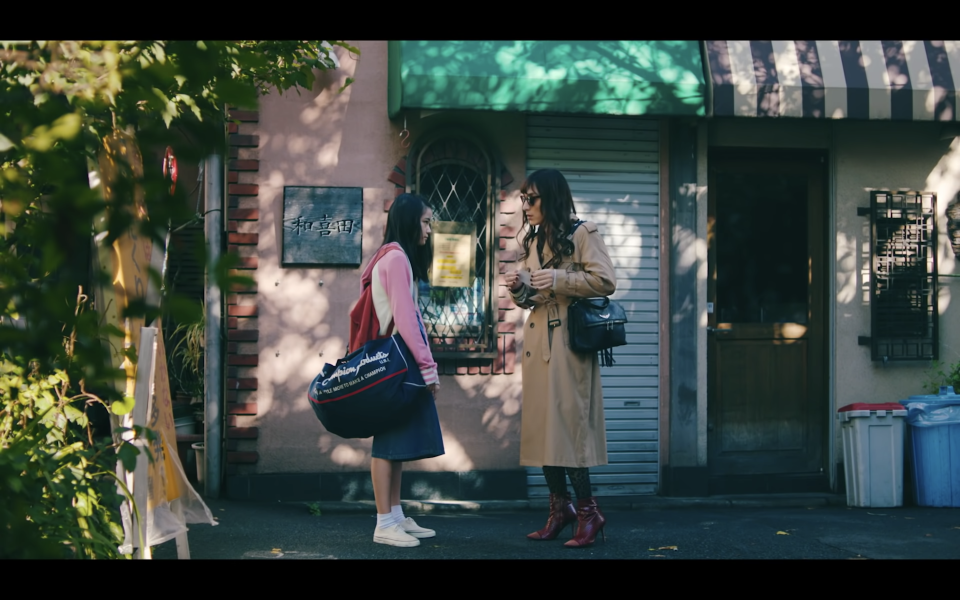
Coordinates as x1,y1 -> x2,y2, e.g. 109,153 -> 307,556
399,517 -> 435,539
373,523 -> 420,547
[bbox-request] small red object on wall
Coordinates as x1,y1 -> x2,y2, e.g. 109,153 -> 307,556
163,146 -> 178,195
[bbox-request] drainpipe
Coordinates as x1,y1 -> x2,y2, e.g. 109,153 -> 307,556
204,152 -> 223,498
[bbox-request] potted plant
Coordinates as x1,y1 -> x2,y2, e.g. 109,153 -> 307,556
169,301 -> 205,430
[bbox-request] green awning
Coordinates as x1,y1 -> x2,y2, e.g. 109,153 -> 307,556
388,41 -> 706,118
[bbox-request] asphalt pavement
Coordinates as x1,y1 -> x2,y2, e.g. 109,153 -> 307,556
151,496 -> 960,560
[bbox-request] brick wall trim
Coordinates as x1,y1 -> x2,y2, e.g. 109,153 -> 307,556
224,107 -> 261,474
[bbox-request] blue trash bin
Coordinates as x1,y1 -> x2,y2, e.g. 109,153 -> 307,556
898,386 -> 960,507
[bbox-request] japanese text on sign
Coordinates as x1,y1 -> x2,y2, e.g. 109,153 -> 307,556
281,186 -> 363,266
289,214 -> 356,236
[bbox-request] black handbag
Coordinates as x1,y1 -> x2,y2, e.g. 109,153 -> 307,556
566,220 -> 628,367
567,297 -> 627,366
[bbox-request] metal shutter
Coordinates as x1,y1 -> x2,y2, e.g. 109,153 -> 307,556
524,115 -> 660,496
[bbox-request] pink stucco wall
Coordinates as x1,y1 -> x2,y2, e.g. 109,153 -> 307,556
251,41 -> 529,474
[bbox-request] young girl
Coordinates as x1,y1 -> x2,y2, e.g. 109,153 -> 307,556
356,193 -> 445,548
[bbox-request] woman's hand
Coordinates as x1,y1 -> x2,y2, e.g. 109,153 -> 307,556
505,269 -> 530,292
531,269 -> 559,291
428,382 -> 440,399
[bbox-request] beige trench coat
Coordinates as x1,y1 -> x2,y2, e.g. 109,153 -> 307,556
509,218 -> 617,468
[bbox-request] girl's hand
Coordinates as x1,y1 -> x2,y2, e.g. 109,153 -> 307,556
428,382 -> 439,399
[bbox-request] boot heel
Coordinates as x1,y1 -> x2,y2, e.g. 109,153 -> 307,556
563,497 -> 606,548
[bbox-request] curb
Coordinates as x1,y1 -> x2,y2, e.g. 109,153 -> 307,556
295,493 -> 847,514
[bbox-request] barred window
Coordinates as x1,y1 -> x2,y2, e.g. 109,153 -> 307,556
863,191 -> 938,361
408,133 -> 499,359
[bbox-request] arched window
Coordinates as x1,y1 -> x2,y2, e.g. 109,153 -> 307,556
408,131 -> 499,359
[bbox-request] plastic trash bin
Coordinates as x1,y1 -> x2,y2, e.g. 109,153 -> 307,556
837,402 -> 907,507
898,386 -> 960,507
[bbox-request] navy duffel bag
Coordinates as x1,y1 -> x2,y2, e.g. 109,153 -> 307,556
308,334 -> 428,439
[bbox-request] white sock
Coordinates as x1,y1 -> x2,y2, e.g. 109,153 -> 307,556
391,504 -> 405,521
376,512 -> 400,529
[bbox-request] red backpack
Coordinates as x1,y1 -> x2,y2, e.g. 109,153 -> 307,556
347,244 -> 400,354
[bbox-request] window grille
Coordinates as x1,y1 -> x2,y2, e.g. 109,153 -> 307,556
865,191 -> 938,361
410,134 -> 498,359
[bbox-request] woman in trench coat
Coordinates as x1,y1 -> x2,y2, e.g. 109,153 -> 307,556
505,168 -> 617,548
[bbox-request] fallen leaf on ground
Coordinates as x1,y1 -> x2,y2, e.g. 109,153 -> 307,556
271,548 -> 282,553
867,512 -> 887,516
952,527 -> 960,530
776,531 -> 790,535
650,554 -> 666,558
657,545 -> 678,551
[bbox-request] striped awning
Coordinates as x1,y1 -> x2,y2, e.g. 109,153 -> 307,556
705,41 -> 960,121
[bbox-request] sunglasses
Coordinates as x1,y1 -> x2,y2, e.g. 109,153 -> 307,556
520,193 -> 540,205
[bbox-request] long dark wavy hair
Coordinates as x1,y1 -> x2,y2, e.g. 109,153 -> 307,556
517,168 -> 578,268
383,193 -> 432,282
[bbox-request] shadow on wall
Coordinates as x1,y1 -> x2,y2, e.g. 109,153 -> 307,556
248,44 -> 528,475
832,131 -> 960,397
836,134 -> 960,314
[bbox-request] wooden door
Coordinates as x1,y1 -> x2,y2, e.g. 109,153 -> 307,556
707,151 -> 828,494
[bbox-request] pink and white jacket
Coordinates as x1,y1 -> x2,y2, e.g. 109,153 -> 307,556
364,243 -> 439,386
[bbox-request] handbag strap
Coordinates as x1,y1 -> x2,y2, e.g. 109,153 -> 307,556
569,219 -> 585,267
570,219 -> 585,236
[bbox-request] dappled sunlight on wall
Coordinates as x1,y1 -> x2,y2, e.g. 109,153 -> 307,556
276,51 -> 356,177
673,223 -> 708,327
310,422 -> 479,473
423,426 -> 476,472
927,136 -> 960,204
929,137 -> 960,361
481,402 -> 519,447
860,215 -> 872,306
835,232 -> 859,306
330,443 -> 368,467
478,377 -> 523,448
250,44 -> 533,475
928,137 -> 960,316
269,331 -> 333,383
419,374 -> 525,468
830,122 -> 960,412
572,198 -> 647,301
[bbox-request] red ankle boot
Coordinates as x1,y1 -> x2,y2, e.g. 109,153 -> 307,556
527,493 -> 577,540
564,497 -> 606,547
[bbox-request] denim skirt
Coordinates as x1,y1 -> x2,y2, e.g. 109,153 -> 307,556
371,392 -> 445,462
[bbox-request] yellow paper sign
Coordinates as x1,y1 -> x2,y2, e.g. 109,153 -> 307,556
432,233 -> 472,287
429,222 -> 476,288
